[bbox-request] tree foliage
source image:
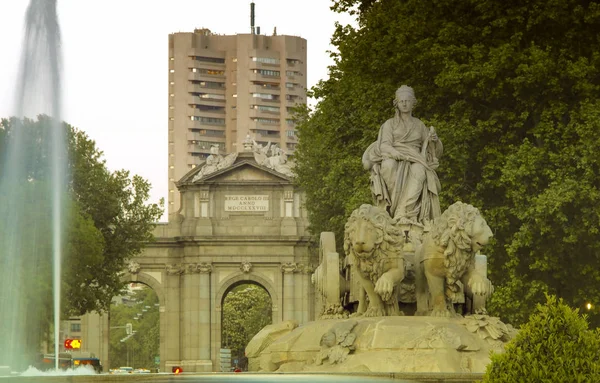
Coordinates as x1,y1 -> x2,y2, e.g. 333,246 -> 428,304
482,295 -> 600,382
109,285 -> 160,370
294,0 -> 600,326
222,284 -> 272,363
0,116 -> 163,318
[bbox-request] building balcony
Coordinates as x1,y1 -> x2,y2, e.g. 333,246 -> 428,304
248,120 -> 280,132
189,96 -> 226,105
249,109 -> 280,118
250,84 -> 281,95
251,130 -> 281,140
187,119 -> 226,130
252,97 -> 281,104
249,72 -> 281,82
188,72 -> 225,82
187,83 -> 226,94
188,106 -> 226,116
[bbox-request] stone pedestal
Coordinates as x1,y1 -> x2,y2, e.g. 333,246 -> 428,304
248,316 -> 516,374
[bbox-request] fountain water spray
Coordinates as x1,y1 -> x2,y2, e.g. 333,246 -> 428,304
0,0 -> 65,372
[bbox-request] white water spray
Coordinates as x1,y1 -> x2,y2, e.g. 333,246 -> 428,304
0,0 -> 65,372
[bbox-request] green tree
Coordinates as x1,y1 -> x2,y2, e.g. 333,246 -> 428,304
0,116 -> 163,320
294,0 -> 600,325
108,285 -> 160,370
482,295 -> 600,382
222,284 -> 272,363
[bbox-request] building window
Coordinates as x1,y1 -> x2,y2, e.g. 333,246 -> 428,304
195,141 -> 225,150
189,129 -> 225,137
190,80 -> 225,89
169,69 -> 175,73
191,104 -> 225,113
253,69 -> 280,77
190,116 -> 225,125
252,117 -> 279,124
286,58 -> 302,65
251,93 -> 278,100
251,105 -> 280,113
190,92 -> 225,101
286,130 -> 297,137
191,56 -> 225,64
70,323 -> 81,332
252,57 -> 280,65
190,68 -> 225,76
252,81 -> 280,90
286,70 -> 302,77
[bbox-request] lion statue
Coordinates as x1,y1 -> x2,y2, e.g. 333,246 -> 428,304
415,201 -> 494,317
343,204 -> 405,317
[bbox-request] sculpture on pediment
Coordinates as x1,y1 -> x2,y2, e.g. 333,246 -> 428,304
252,139 -> 272,166
192,145 -> 238,181
362,85 -> 443,225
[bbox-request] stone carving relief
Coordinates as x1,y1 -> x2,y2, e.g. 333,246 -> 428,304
315,320 -> 358,365
280,262 -> 297,274
240,261 -> 252,273
191,145 -> 238,182
186,262 -> 212,274
127,261 -> 140,274
461,315 -> 517,349
165,263 -> 185,275
198,262 -> 213,274
252,140 -> 295,177
362,85 -> 443,225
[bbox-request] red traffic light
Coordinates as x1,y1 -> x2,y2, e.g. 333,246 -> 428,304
64,338 -> 82,349
172,366 -> 183,374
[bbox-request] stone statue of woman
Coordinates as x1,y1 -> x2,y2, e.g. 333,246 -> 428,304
362,85 -> 443,224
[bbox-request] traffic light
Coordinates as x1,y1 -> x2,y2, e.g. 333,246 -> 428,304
64,338 -> 82,349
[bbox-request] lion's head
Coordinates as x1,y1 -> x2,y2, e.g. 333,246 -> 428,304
343,204 -> 402,262
430,202 -> 493,291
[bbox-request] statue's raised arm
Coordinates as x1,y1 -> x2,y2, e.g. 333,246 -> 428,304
362,85 -> 443,225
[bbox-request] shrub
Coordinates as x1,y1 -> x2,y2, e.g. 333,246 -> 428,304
482,294 -> 600,382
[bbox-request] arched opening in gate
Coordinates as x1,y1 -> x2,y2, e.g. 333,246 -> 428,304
108,282 -> 160,372
221,282 -> 272,371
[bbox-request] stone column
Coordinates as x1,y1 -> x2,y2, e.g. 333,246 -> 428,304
164,264 -> 184,371
297,264 -> 313,323
281,262 -> 297,321
182,264 -> 201,364
198,262 -> 212,369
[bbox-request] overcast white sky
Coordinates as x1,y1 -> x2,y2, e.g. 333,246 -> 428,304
0,0 -> 356,221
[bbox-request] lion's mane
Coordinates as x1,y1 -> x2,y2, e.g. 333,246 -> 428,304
429,201 -> 481,297
343,204 -> 402,285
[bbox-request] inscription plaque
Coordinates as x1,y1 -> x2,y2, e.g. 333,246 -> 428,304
224,195 -> 269,212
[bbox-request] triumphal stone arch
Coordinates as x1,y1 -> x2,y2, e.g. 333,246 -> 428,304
118,148 -> 315,372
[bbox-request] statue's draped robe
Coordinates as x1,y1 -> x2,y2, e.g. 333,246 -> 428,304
362,115 -> 443,223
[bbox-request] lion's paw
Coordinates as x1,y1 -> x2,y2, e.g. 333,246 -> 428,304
430,308 -> 453,318
363,306 -> 386,317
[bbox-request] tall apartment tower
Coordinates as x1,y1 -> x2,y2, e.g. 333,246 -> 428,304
167,21 -> 307,216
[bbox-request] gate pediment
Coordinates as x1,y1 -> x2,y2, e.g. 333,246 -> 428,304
178,152 -> 292,186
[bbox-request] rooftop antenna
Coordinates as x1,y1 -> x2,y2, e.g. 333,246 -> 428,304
250,2 -> 255,34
